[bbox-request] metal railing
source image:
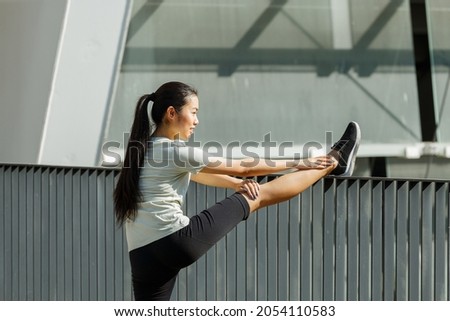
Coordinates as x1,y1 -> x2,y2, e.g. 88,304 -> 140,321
1,164 -> 448,300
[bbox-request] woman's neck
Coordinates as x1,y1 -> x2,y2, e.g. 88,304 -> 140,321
152,127 -> 180,140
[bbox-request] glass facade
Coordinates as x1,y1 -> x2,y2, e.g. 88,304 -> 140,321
427,0 -> 450,142
105,0 -> 450,177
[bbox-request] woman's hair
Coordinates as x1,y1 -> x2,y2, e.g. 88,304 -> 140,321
114,81 -> 198,225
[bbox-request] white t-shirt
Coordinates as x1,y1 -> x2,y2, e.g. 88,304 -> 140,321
125,137 -> 208,251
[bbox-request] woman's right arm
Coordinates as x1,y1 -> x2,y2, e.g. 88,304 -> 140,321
200,156 -> 334,177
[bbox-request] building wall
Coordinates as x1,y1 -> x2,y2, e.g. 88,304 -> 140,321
1,0 -> 450,177
0,0 -> 67,164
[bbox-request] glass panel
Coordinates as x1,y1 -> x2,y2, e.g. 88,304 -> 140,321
105,0 -> 421,159
388,156 -> 450,179
426,0 -> 450,142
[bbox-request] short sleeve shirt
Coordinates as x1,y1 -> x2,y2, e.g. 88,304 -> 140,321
125,137 -> 208,251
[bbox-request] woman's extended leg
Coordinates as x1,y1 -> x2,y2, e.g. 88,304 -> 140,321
243,164 -> 335,212
244,121 -> 361,213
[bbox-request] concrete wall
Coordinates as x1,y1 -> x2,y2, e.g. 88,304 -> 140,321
0,0 -> 131,167
0,0 -> 67,164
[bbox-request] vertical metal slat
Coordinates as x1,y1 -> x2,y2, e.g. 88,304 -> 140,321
409,182 -> 421,300
396,181 -> 409,300
434,183 -> 448,300
335,179 -> 348,300
347,179 -> 359,300
277,200 -> 289,301
359,180 -> 372,300
323,179 -> 336,300
372,180 -> 383,300
300,187 -> 312,301
421,182 -> 435,300
288,195 -> 301,301
0,166 -> 5,300
384,181 -> 396,300
312,179 -> 324,300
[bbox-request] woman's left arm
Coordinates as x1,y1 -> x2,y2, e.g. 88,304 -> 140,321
191,172 -> 260,199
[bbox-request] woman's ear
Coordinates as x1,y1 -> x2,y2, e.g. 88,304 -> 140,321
166,106 -> 177,121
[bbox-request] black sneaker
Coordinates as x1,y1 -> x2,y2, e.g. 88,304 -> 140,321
328,121 -> 361,177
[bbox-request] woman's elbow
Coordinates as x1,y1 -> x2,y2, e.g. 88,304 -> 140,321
234,162 -> 253,176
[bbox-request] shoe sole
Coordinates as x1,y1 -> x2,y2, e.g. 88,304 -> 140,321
339,121 -> 361,177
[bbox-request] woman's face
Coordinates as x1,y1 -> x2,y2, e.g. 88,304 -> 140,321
173,95 -> 199,140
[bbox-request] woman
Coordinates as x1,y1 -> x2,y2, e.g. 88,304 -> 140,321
114,81 -> 360,300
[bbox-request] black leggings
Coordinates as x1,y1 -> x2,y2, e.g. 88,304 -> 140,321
129,193 -> 250,301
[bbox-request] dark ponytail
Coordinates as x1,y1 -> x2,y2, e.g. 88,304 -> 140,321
114,82 -> 197,225
114,94 -> 153,225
